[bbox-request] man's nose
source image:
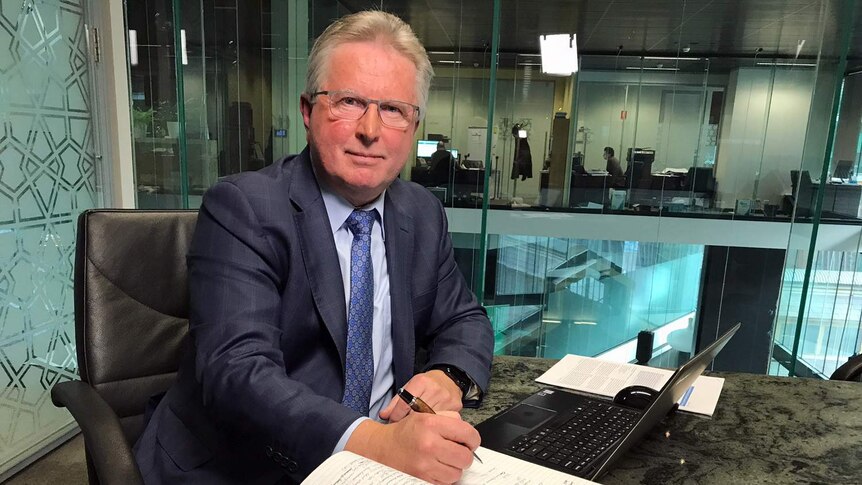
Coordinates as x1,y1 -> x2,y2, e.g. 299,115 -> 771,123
356,104 -> 382,143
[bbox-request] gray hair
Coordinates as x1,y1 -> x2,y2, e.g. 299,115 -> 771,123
305,10 -> 434,115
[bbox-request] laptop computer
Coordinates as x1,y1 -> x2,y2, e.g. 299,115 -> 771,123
476,323 -> 741,481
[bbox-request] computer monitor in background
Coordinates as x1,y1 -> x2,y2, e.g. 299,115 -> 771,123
449,149 -> 459,160
626,148 -> 656,182
417,140 -> 437,158
833,159 -> 854,180
626,148 -> 656,164
572,152 -> 584,167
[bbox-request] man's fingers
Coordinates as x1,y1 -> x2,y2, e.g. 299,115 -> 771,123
427,459 -> 466,485
434,435 -> 475,471
436,410 -> 463,420
434,417 -> 481,452
401,372 -> 462,413
379,398 -> 397,419
380,397 -> 412,422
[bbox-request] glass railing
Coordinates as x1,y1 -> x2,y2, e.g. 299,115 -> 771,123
776,250 -> 862,377
123,0 -> 862,375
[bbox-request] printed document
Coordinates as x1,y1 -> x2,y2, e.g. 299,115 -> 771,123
535,354 -> 724,416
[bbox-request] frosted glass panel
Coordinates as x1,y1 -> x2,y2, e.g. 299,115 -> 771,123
0,0 -> 103,474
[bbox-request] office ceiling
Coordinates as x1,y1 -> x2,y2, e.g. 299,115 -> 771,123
336,0 -> 862,72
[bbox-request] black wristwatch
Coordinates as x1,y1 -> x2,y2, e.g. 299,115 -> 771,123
430,364 -> 472,398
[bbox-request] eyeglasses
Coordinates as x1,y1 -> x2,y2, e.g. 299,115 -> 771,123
310,90 -> 420,128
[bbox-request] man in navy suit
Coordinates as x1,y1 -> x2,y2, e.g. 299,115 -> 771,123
133,10 -> 493,485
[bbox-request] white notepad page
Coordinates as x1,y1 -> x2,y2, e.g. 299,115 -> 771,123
302,447 -> 594,484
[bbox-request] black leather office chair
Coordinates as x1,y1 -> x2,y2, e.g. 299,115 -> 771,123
51,210 -> 198,485
790,170 -> 815,217
830,354 -> 862,382
683,166 -> 716,193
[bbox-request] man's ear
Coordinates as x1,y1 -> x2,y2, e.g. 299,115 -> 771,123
300,95 -> 313,132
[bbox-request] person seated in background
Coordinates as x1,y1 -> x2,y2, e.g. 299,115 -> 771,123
604,146 -> 623,177
429,140 -> 454,186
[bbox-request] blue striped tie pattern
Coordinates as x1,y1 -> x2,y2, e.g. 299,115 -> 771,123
341,209 -> 375,415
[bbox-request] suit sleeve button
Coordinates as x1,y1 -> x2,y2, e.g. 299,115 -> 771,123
287,460 -> 299,473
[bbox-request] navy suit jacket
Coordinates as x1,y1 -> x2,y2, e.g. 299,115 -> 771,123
133,148 -> 494,484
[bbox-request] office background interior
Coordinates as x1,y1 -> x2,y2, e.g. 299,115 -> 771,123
1,0 -> 861,479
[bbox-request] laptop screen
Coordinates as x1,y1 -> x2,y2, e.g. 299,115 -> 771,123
590,322 -> 741,479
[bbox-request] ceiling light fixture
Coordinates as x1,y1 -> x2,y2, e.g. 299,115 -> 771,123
795,39 -> 806,59
436,60 -> 462,64
428,51 -> 455,55
642,56 -> 702,61
756,62 -> 817,67
180,29 -> 188,65
540,33 -> 578,76
129,29 -> 139,66
625,66 -> 680,71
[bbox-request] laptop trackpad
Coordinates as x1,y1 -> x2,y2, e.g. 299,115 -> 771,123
500,403 -> 556,429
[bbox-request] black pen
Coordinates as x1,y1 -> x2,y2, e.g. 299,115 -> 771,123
396,387 -> 483,464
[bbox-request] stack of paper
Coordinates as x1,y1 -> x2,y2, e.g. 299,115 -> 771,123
535,354 -> 725,417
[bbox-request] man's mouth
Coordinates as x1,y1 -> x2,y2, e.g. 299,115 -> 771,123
347,151 -> 384,161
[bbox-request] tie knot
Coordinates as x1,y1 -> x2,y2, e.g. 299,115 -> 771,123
346,209 -> 374,236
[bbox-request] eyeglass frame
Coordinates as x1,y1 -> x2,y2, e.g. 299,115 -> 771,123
308,90 -> 421,128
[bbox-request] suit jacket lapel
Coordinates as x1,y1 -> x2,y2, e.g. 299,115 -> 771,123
384,183 -> 415,389
290,150 -> 348,371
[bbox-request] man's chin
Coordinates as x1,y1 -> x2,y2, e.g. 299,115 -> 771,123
332,179 -> 390,206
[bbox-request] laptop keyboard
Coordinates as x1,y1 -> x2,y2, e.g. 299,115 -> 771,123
505,399 -> 641,475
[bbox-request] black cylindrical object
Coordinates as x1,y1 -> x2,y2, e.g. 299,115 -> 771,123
636,330 -> 654,365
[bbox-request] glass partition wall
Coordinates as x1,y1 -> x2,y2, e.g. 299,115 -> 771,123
0,0 -> 108,476
125,0 -> 862,376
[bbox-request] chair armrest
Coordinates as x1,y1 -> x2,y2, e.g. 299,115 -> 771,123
51,381 -> 144,485
830,354 -> 862,381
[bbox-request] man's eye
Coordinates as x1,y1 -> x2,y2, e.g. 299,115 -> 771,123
339,96 -> 364,107
380,103 -> 405,115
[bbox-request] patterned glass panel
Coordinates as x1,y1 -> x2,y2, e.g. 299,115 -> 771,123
0,0 -> 102,474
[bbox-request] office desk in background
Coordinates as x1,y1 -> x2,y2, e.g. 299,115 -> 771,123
464,356 -> 862,484
818,182 -> 862,217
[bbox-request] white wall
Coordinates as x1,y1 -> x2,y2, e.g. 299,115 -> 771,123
576,83 -> 708,171
423,75 -> 556,204
422,66 -> 837,209
834,74 -> 862,165
716,67 -> 835,208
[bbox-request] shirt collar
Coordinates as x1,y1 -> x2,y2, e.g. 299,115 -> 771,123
317,177 -> 386,238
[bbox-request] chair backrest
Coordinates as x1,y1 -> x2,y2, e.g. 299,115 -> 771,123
75,209 -> 197,445
790,170 -> 815,214
685,166 -> 715,192
830,354 -> 862,381
790,170 -> 800,191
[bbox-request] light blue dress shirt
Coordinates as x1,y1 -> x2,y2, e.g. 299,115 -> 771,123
319,185 -> 394,454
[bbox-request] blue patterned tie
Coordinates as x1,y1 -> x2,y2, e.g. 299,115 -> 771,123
342,209 -> 375,415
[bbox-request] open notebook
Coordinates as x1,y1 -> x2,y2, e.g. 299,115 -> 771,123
302,447 -> 593,484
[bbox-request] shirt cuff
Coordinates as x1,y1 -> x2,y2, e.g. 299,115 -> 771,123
332,416 -> 370,455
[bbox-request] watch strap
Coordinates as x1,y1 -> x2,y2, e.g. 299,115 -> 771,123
430,364 -> 476,399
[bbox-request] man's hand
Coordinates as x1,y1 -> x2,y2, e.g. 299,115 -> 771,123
345,413 -> 480,484
379,370 -> 462,422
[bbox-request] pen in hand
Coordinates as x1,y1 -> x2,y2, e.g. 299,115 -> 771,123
396,387 -> 483,464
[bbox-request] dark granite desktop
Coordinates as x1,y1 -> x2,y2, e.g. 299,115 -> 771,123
464,355 -> 862,484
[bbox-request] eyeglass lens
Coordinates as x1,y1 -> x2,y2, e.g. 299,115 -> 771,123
326,91 -> 415,127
